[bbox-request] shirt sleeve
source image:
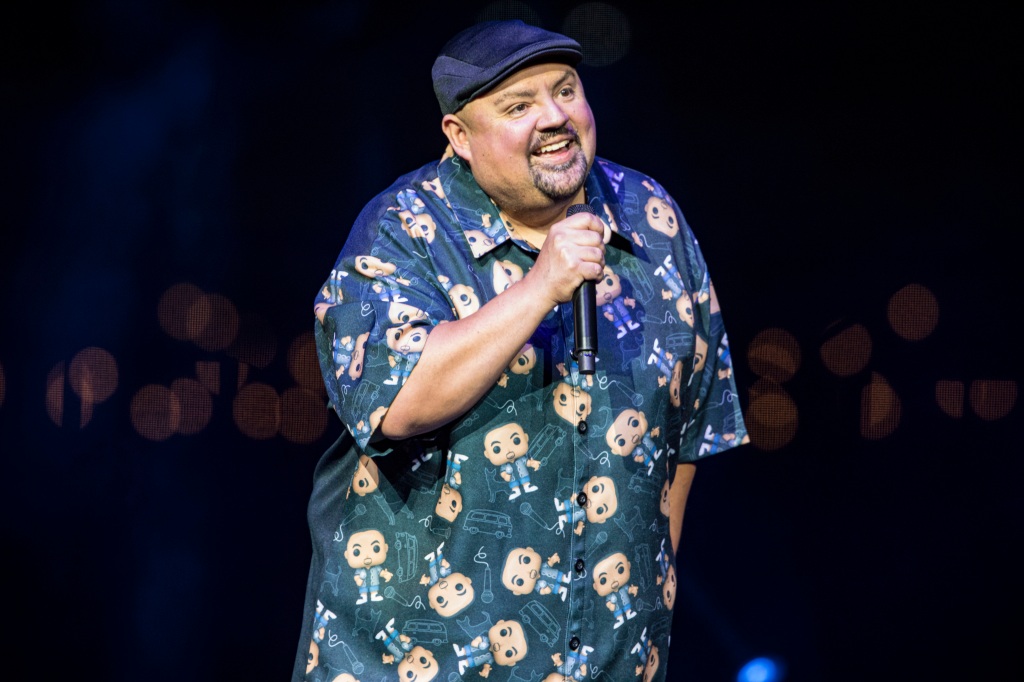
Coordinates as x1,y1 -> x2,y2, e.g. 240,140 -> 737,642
313,194 -> 456,456
665,191 -> 750,463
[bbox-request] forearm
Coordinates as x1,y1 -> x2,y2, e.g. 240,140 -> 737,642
380,272 -> 556,439
669,462 -> 696,555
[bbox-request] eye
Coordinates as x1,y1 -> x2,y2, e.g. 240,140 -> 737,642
596,505 -> 606,515
559,86 -> 574,98
604,276 -> 614,286
521,554 -> 531,564
492,445 -> 501,454
617,565 -> 625,574
629,417 -> 640,428
599,576 -> 607,585
352,548 -> 361,557
500,627 -> 510,637
372,542 -> 381,553
616,437 -> 625,448
504,649 -> 514,658
454,582 -> 465,592
515,578 -> 524,586
512,436 -> 521,446
651,206 -> 660,217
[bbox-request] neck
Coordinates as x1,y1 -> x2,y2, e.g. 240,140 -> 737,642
500,188 -> 587,247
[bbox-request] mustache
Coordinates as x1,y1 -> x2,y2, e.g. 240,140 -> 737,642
531,124 -> 578,152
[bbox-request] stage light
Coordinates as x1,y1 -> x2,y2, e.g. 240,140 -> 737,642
737,657 -> 783,682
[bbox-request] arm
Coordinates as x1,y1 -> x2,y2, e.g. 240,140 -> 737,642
380,211 -> 606,439
668,462 -> 695,555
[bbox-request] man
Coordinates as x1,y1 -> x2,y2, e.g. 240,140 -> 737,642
294,19 -> 748,682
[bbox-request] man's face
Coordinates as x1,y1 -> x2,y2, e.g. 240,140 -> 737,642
448,63 -> 597,217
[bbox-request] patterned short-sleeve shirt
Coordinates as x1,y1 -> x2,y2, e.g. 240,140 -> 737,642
294,150 -> 748,682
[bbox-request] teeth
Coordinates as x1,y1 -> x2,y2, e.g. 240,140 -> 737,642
537,140 -> 570,154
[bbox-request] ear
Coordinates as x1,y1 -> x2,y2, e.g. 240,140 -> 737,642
441,113 -> 472,163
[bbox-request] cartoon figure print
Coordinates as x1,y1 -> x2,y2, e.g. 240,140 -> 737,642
398,646 -> 440,682
484,422 -> 540,500
434,449 -> 469,522
501,547 -> 571,601
555,475 -> 618,536
631,626 -> 661,681
375,616 -> 412,664
606,409 -> 663,475
595,265 -> 640,339
551,381 -> 593,427
394,188 -> 438,243
344,528 -> 393,604
592,551 -> 638,629
306,599 -> 337,676
498,343 -> 536,388
642,187 -> 680,239
348,454 -> 380,498
652,254 -> 694,327
314,268 -> 345,322
354,255 -> 410,303
453,619 -> 529,677
420,541 -> 476,618
547,644 -> 594,681
383,322 -> 428,386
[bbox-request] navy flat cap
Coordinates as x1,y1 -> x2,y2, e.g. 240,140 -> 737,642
432,20 -> 583,116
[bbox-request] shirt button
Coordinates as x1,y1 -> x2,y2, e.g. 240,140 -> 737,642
569,636 -> 581,651
576,491 -> 588,507
574,558 -> 585,573
576,419 -> 588,435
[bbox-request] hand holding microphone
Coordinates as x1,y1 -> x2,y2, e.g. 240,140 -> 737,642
566,203 -> 599,374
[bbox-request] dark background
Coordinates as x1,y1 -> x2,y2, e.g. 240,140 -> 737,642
2,1 -> 1020,680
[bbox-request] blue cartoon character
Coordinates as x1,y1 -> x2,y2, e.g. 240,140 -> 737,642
375,616 -> 412,664
354,255 -> 409,302
592,551 -> 638,629
384,322 -> 428,386
555,475 -> 618,536
606,409 -> 662,476
484,422 -> 539,500
453,619 -> 529,677
501,547 -> 570,601
631,626 -> 660,680
435,450 -> 470,522
421,542 -> 475,618
595,265 -> 640,339
344,528 -> 393,604
549,643 -> 594,681
643,193 -> 679,238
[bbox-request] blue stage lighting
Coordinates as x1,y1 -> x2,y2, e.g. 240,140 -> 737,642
737,657 -> 781,682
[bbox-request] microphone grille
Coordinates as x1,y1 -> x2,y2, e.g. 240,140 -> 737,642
566,203 -> 596,217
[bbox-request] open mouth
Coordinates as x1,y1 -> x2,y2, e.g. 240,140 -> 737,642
532,137 -> 576,158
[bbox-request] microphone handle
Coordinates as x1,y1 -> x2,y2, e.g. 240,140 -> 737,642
566,203 -> 598,374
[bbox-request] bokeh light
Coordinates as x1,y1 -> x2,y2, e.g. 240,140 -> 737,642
192,293 -> 240,352
131,384 -> 182,441
820,322 -> 872,377
737,657 -> 784,682
747,328 -> 801,383
935,380 -> 965,418
861,371 -> 901,439
228,314 -> 278,369
170,377 -> 212,435
158,282 -> 206,341
969,380 -> 1017,420
888,283 -> 939,341
234,382 -> 281,440
288,331 -> 325,392
746,378 -> 799,450
69,346 -> 118,427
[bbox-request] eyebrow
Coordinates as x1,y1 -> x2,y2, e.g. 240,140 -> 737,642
491,69 -> 575,108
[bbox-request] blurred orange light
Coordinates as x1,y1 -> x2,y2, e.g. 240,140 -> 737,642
969,380 -> 1017,421
158,282 -> 206,341
45,362 -> 66,427
860,371 -> 901,439
131,384 -> 182,441
820,323 -> 872,377
69,347 -> 118,428
747,328 -> 801,383
888,283 -> 939,341
935,380 -> 965,418
171,377 -> 213,435
288,332 -> 325,393
234,382 -> 281,440
746,378 -> 799,450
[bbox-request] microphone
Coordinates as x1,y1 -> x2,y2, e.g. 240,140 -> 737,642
566,203 -> 598,374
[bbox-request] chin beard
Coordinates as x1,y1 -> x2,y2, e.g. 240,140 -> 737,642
531,150 -> 589,201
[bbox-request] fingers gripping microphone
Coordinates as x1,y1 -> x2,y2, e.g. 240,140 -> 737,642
567,203 -> 598,374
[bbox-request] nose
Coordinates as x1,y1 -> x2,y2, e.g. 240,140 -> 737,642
537,96 -> 569,130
